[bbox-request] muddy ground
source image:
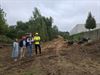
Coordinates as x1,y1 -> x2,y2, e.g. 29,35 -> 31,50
0,37 -> 100,75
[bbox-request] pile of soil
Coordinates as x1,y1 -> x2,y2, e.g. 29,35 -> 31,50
0,37 -> 100,75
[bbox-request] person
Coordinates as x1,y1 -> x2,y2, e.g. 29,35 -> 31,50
19,36 -> 26,59
12,39 -> 19,61
26,34 -> 33,57
33,33 -> 41,55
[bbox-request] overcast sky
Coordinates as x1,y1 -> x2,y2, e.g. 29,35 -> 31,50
1,0 -> 100,31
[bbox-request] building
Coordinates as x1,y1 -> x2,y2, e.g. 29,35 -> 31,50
70,23 -> 100,35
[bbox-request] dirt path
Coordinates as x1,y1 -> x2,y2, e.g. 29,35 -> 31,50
0,37 -> 100,75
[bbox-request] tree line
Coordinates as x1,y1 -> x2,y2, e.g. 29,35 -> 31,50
0,7 -> 62,42
0,6 -> 96,42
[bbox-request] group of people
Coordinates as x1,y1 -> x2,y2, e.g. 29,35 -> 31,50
12,32 -> 41,61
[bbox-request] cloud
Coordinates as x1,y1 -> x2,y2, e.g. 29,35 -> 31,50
1,0 -> 100,31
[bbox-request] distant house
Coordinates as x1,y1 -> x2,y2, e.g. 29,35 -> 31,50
70,23 -> 100,35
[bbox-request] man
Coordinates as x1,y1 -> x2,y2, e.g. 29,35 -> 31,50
33,33 -> 41,55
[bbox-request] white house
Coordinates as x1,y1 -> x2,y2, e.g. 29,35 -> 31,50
70,23 -> 100,35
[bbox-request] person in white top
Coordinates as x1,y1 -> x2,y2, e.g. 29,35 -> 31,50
12,39 -> 19,62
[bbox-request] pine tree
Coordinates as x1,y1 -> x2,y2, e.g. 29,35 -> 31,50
85,12 -> 96,31
91,17 -> 96,29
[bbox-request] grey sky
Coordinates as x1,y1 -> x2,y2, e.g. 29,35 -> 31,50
1,0 -> 100,31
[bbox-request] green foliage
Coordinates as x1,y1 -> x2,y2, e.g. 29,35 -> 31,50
0,7 -> 8,34
85,12 -> 96,30
6,26 -> 18,39
70,32 -> 84,41
0,7 -> 11,43
0,35 -> 13,43
28,8 -> 58,41
0,7 -> 60,43
59,31 -> 69,39
51,25 -> 58,38
7,7 -> 59,41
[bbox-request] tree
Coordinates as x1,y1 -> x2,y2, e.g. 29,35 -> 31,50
0,7 -> 60,42
6,26 -> 17,39
31,8 -> 54,41
85,12 -> 96,31
58,31 -> 69,39
45,17 -> 53,40
0,7 -> 8,34
27,8 -> 59,41
51,25 -> 58,38
33,7 -> 41,19
16,21 -> 29,38
8,7 -> 59,41
91,17 -> 96,29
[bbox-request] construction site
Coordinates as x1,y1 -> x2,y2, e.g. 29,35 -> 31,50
0,36 -> 100,75
0,0 -> 100,75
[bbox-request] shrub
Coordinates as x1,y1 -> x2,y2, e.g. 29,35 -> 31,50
0,35 -> 13,43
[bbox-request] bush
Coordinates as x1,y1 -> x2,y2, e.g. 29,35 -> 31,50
0,35 -> 13,43
70,32 -> 84,41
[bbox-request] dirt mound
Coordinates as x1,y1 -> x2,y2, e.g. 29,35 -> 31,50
43,36 -> 67,51
0,37 -> 100,75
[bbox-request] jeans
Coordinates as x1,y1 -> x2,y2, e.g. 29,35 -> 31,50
27,44 -> 33,57
20,46 -> 26,59
35,44 -> 41,54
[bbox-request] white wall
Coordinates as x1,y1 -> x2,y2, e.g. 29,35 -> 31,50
70,23 -> 100,35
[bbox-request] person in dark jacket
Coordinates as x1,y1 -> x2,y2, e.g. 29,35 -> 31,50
19,36 -> 26,59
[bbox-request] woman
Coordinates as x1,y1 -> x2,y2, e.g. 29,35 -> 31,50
19,36 -> 26,59
12,39 -> 19,61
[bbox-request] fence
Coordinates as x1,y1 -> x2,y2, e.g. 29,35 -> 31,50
83,29 -> 100,40
71,29 -> 100,41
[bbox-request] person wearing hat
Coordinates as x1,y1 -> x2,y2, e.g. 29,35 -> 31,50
33,33 -> 41,55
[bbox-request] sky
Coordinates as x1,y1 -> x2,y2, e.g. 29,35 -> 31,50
1,0 -> 100,31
